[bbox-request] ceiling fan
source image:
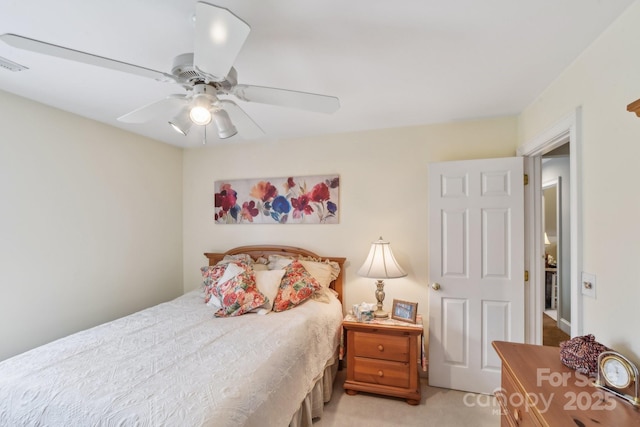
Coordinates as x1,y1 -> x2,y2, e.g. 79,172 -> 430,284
0,2 -> 340,140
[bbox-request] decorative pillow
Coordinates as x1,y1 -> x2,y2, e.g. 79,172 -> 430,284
272,260 -> 322,312
213,270 -> 266,317
217,262 -> 244,285
201,261 -> 266,317
203,286 -> 223,309
255,256 -> 269,265
252,263 -> 269,271
299,260 -> 334,290
267,254 -> 294,270
299,255 -> 341,281
220,254 -> 271,271
253,269 -> 286,312
209,262 -> 246,307
201,263 -> 234,305
222,253 -> 254,264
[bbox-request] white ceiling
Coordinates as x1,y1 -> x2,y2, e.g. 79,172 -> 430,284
0,0 -> 634,147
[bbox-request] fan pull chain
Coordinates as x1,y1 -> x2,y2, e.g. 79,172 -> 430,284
203,125 -> 207,145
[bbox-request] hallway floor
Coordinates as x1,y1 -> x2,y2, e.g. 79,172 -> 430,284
542,313 -> 570,346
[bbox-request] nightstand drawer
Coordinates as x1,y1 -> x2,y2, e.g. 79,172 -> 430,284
353,331 -> 409,362
353,357 -> 410,388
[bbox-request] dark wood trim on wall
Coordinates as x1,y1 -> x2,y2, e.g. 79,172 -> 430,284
627,98 -> 640,117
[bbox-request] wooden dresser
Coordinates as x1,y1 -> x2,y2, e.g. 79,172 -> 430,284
493,341 -> 640,426
343,317 -> 422,405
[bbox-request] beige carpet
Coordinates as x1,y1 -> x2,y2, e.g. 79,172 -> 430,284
315,369 -> 500,426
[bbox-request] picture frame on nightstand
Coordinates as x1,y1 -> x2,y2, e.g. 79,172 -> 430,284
391,299 -> 417,323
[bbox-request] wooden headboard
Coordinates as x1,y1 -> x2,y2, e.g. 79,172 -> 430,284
204,245 -> 346,303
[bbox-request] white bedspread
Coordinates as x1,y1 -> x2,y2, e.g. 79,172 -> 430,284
0,290 -> 343,426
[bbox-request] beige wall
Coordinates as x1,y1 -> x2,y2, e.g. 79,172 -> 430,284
518,2 -> 640,360
183,117 -> 518,336
0,90 -> 184,361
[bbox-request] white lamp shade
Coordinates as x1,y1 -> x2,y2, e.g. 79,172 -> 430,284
357,237 -> 407,279
213,108 -> 238,139
544,232 -> 551,245
189,94 -> 213,125
168,107 -> 192,136
189,105 -> 212,125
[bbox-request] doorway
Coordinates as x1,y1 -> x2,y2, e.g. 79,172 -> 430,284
541,147 -> 571,345
518,108 -> 582,344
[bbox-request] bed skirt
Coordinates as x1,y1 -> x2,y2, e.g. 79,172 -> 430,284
289,356 -> 339,427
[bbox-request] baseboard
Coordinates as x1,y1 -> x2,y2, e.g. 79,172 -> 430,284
559,318 -> 571,335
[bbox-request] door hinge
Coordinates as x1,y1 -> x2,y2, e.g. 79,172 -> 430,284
524,174 -> 529,185
525,270 -> 529,281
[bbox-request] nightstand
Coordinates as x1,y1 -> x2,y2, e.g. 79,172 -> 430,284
342,315 -> 423,405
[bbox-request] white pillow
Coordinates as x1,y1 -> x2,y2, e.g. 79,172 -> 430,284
254,269 -> 286,312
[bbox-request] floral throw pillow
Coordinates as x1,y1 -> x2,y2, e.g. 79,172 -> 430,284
201,261 -> 266,317
201,263 -> 231,305
272,260 -> 322,312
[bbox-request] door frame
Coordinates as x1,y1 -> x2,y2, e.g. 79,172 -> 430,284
518,107 -> 582,343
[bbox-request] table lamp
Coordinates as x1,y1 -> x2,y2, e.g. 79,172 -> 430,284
357,237 -> 407,318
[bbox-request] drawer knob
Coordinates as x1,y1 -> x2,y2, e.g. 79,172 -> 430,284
377,344 -> 384,352
378,370 -> 384,377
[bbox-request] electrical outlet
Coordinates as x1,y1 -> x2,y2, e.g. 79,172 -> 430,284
581,272 -> 596,298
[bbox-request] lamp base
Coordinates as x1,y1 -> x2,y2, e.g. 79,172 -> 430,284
374,309 -> 389,319
374,279 -> 388,319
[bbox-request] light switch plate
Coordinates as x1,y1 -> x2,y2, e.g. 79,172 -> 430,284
581,272 -> 596,298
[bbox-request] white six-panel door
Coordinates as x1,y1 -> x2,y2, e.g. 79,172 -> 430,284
428,157 -> 524,394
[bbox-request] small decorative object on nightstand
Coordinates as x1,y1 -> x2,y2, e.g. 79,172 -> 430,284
343,315 -> 423,405
357,237 -> 407,319
391,299 -> 418,324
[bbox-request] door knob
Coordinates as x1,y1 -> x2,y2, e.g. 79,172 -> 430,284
431,283 -> 441,291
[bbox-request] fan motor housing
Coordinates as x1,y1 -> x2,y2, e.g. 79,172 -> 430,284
172,53 -> 200,83
171,53 -> 237,91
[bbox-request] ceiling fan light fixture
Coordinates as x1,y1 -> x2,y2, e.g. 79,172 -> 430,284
189,92 -> 213,125
168,108 -> 192,135
213,108 -> 237,139
2,3 -> 339,142
189,105 -> 212,125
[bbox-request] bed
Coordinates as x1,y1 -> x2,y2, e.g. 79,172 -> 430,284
0,245 -> 346,427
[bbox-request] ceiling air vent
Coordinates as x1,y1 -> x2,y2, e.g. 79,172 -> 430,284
0,56 -> 28,72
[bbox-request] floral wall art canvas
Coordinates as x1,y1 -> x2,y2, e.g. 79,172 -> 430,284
214,175 -> 339,224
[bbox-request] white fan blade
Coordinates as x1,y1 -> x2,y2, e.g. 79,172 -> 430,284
193,2 -> 250,81
118,94 -> 189,123
218,99 -> 264,139
232,85 -> 340,114
0,33 -> 176,83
